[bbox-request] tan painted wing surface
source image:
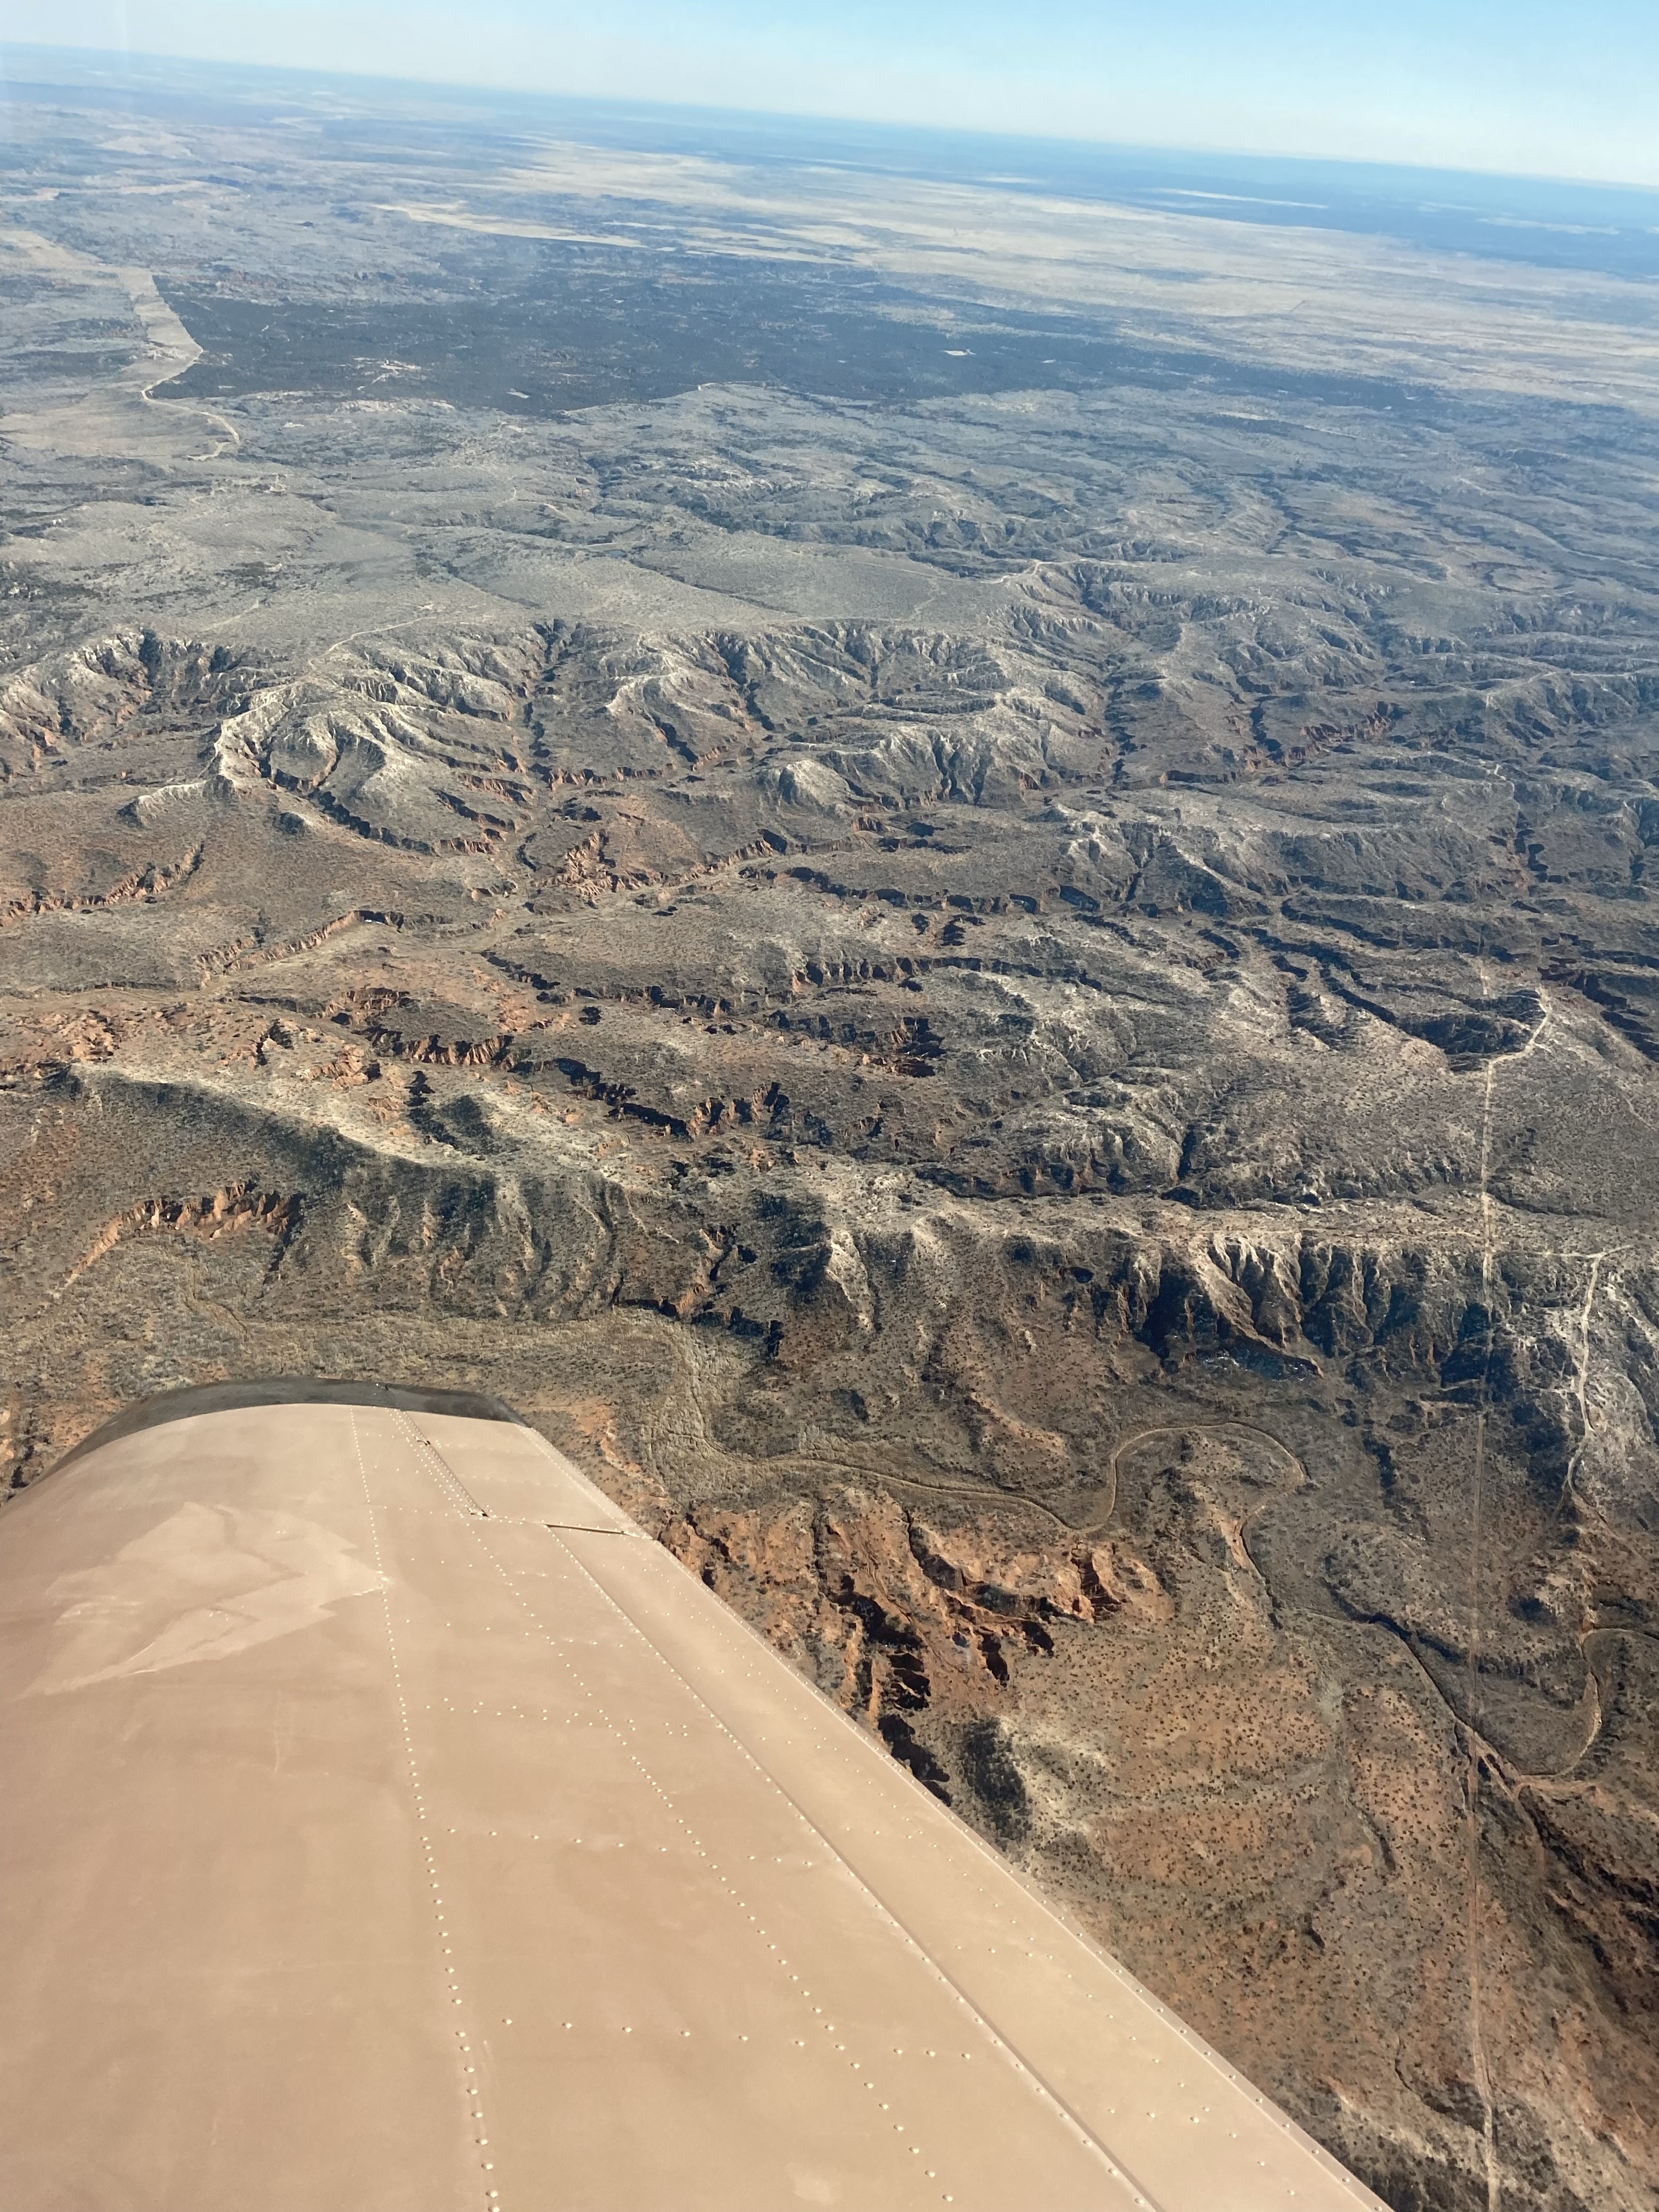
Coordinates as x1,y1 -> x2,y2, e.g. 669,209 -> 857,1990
0,1402 -> 1382,2212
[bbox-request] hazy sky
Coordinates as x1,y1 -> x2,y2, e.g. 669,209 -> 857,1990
7,1 -> 1658,187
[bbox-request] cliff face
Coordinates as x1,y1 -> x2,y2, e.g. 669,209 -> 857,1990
3,66 -> 1658,2211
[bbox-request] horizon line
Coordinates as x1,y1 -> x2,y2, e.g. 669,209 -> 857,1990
4,37 -> 1658,203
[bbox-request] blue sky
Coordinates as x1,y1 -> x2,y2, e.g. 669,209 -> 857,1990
7,1 -> 1657,186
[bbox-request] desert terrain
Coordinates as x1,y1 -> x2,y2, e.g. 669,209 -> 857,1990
3,55 -> 1657,2209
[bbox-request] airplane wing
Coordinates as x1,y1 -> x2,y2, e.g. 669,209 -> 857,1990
0,1387 -> 1382,2210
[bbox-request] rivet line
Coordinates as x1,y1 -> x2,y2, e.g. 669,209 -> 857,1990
353,1411 -> 496,2211
445,1497 -> 949,2196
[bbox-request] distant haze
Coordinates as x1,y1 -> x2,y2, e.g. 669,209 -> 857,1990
3,0 -> 1657,188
